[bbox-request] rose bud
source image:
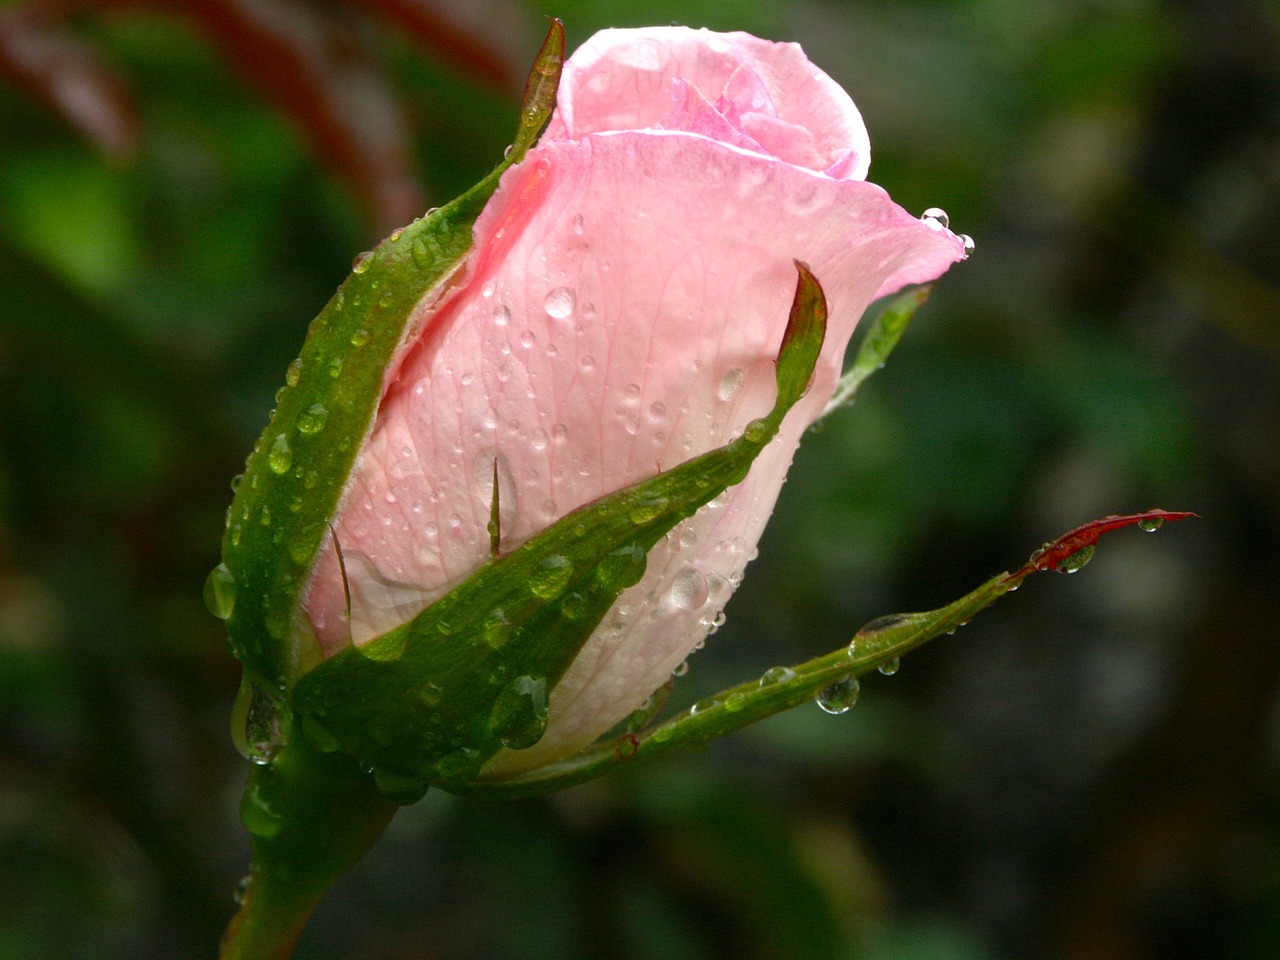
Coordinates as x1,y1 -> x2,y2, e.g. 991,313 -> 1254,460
214,25 -> 967,795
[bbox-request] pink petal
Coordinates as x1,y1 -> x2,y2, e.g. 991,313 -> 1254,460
545,27 -> 872,180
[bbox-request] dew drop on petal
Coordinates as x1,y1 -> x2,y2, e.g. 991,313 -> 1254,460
544,287 -> 576,319
718,367 -> 745,401
960,234 -> 976,257
920,207 -> 949,230
672,660 -> 690,677
493,305 -> 510,327
668,568 -> 709,610
1138,517 -> 1164,532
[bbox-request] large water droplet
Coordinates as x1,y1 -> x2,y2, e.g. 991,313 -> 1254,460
1057,545 -> 1095,573
718,367 -> 745,401
878,657 -> 901,676
529,554 -> 574,599
489,675 -> 549,749
267,433 -> 292,474
1138,517 -> 1164,532
240,781 -> 283,837
351,250 -> 373,273
203,563 -> 237,620
960,234 -> 976,257
596,544 -> 647,591
296,403 -> 329,436
544,286 -> 576,319
482,608 -> 511,648
668,568 -> 709,610
816,676 -> 860,714
629,495 -> 670,524
921,207 -> 950,230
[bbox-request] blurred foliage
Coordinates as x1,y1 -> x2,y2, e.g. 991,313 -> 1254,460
1,0 -> 1278,958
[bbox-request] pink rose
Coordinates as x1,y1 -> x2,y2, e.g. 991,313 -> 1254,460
302,26 -> 966,777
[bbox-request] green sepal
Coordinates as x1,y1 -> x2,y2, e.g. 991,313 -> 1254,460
465,571 -> 1013,798
291,264 -> 829,791
210,22 -> 566,694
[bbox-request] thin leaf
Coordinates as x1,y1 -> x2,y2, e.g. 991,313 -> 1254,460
464,509 -> 1196,797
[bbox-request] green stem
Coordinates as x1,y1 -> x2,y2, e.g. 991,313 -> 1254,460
219,729 -> 398,960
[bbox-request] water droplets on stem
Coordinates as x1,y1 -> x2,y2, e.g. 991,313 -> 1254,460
816,676 -> 860,714
1057,544 -> 1095,573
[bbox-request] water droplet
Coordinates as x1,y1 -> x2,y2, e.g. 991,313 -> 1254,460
519,329 -> 536,349
544,286 -> 576,319
1057,545 -> 1095,573
668,568 -> 709,610
759,665 -> 797,687
287,528 -> 318,566
489,675 -> 549,749
878,657 -> 901,676
959,234 -> 975,257
1138,517 -> 1164,532
232,874 -> 251,906
267,433 -> 292,474
493,305 -> 510,326
629,495 -> 670,524
296,403 -> 328,436
580,355 -> 596,373
237,681 -> 283,765
240,781 -> 283,837
350,328 -> 371,347
482,608 -> 511,648
351,250 -> 373,273
742,418 -> 770,443
596,544 -> 647,591
724,691 -> 748,712
328,356 -> 344,378
285,357 -> 303,387
561,591 -> 590,621
203,563 -> 237,620
815,676 -> 860,714
529,555 -> 574,599
921,207 -> 950,230
718,367 -> 745,401
672,660 -> 690,677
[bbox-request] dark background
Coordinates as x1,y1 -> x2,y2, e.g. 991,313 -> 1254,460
2,1 -> 1278,958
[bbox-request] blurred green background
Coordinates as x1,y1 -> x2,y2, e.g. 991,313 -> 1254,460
1,0 -> 1278,957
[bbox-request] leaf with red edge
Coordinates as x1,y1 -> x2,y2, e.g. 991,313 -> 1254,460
1008,509 -> 1198,582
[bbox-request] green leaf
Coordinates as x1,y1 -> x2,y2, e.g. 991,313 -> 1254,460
463,509 -> 1196,797
212,22 -> 566,693
291,265 -> 829,791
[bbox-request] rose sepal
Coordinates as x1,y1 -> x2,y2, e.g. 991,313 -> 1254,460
291,262 -> 829,792
460,509 -> 1197,799
209,20 -> 565,697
